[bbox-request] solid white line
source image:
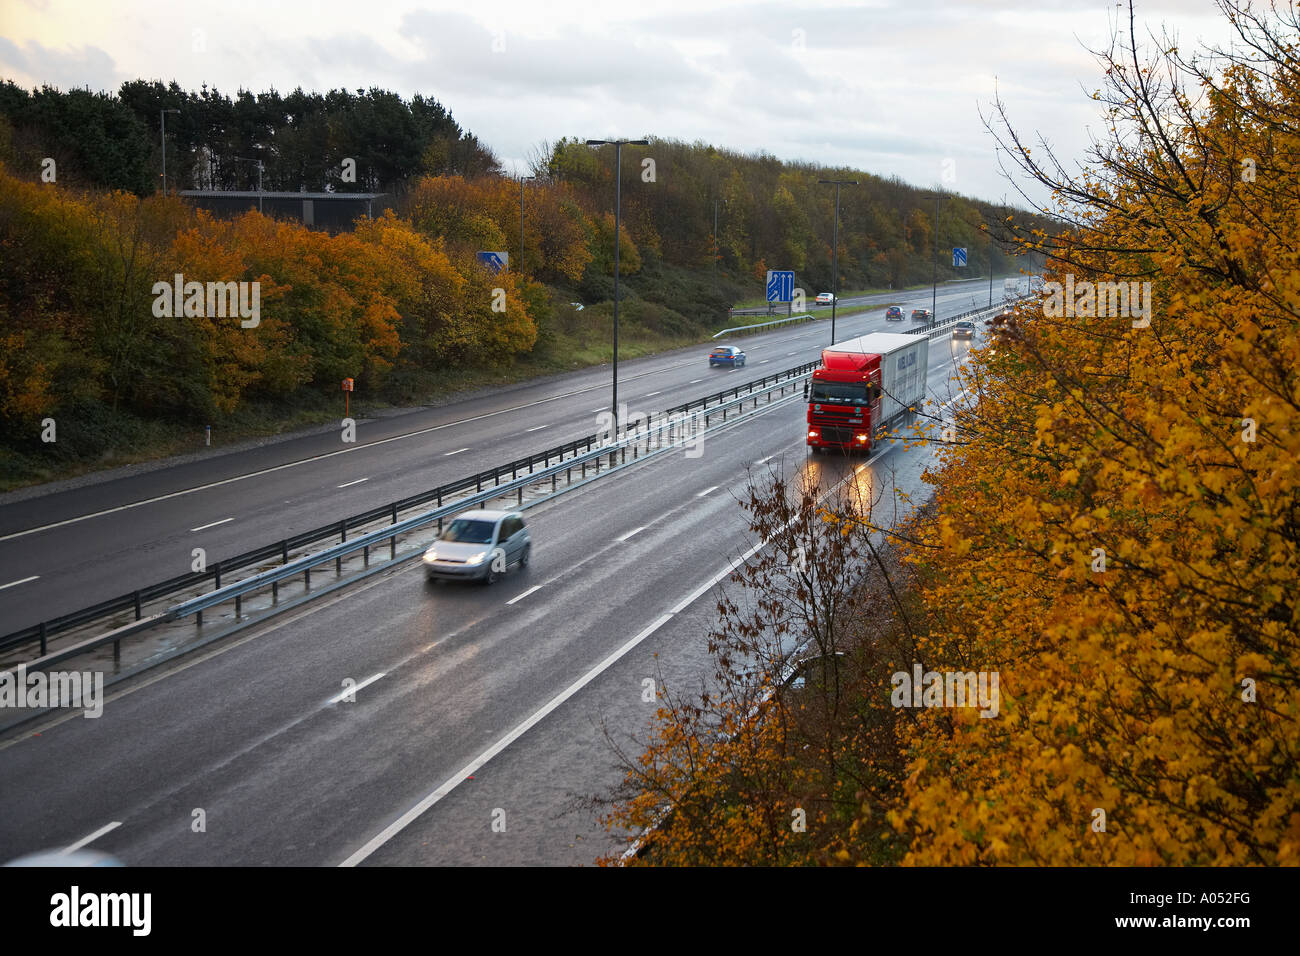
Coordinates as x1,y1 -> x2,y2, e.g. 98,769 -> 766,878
617,526 -> 646,542
753,456 -> 773,464
63,821 -> 121,854
328,672 -> 386,704
189,517 -> 234,532
0,575 -> 39,591
506,585 -> 542,606
643,391 -> 661,397
671,456 -> 876,617
443,448 -> 469,456
340,611 -> 675,866
591,406 -> 606,413
758,360 -> 770,364
670,537 -> 768,615
696,485 -> 719,497
525,425 -> 548,432
337,477 -> 370,488
688,379 -> 703,384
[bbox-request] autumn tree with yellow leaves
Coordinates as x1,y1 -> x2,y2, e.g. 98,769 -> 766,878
604,0 -> 1299,866
886,0 -> 1300,866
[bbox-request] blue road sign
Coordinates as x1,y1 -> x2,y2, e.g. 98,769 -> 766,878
476,251 -> 509,273
952,247 -> 967,267
766,270 -> 795,302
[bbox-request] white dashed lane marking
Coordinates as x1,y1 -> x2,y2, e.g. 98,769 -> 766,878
189,518 -> 234,532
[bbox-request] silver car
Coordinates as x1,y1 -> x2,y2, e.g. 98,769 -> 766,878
423,509 -> 531,584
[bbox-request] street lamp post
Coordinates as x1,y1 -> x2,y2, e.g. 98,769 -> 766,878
932,192 -> 940,326
988,231 -> 994,307
586,138 -> 649,428
160,108 -> 179,193
519,175 -> 536,273
818,179 -> 857,343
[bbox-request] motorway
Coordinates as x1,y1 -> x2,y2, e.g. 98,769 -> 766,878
0,277 -> 1000,635
0,281 -> 986,866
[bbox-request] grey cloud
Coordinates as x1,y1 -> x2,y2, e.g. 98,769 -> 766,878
1,0 -> 1235,205
0,37 -> 124,91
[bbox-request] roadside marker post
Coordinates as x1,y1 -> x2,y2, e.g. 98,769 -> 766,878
342,377 -> 354,417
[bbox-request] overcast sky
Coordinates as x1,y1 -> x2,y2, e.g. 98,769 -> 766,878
1,0 -> 1241,205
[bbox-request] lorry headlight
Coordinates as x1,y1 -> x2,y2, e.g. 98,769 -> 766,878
808,430 -> 819,438
856,434 -> 868,442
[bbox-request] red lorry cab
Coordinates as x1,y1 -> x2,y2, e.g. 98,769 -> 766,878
806,332 -> 929,453
806,350 -> 880,451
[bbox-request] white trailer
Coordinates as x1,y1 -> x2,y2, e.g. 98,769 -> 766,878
820,331 -> 929,427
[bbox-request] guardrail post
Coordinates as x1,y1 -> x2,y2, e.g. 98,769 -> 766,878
200,564 -> 221,626
363,544 -> 370,567
133,590 -> 142,620
337,521 -> 346,574
114,638 -> 120,664
390,534 -> 396,560
39,622 -> 46,656
235,593 -> 242,618
391,504 -> 398,525
282,540 -> 289,564
305,566 -> 311,589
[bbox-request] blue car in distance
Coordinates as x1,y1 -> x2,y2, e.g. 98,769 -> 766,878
709,345 -> 746,367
